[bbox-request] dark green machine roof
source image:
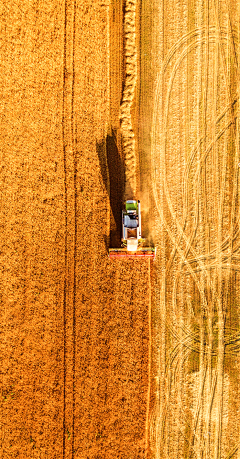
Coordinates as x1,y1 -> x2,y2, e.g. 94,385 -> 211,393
126,201 -> 138,212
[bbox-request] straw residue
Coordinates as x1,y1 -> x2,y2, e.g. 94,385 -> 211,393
120,0 -> 138,198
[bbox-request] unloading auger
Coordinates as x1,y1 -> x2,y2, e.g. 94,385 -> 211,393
109,200 -> 156,259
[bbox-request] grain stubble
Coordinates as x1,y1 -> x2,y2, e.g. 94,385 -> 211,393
144,0 -> 240,457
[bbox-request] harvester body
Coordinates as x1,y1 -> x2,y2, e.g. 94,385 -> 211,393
109,200 -> 156,259
122,200 -> 141,252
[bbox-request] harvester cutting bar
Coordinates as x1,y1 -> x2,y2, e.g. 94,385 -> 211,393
109,248 -> 156,259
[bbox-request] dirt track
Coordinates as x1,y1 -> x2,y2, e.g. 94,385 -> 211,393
1,0 -> 240,458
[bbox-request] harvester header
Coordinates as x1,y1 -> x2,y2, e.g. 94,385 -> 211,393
109,200 -> 156,259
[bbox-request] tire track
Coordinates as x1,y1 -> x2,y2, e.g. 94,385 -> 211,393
152,31 -> 235,271
203,4 -> 217,455
62,0 -> 77,457
151,32 -> 237,316
151,32 -> 237,302
213,3 -> 226,456
62,2 -> 68,455
71,1 -> 77,456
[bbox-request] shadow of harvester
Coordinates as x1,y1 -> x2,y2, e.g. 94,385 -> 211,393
97,129 -> 132,249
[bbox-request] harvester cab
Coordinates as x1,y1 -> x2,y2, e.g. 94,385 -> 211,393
109,200 -> 156,259
122,200 -> 141,252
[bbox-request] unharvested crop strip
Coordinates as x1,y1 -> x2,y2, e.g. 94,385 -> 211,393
120,0 -> 138,197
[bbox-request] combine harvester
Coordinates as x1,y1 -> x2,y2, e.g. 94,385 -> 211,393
109,200 -> 156,259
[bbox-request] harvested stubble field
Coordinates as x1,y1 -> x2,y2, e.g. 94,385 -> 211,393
1,0 -> 240,458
